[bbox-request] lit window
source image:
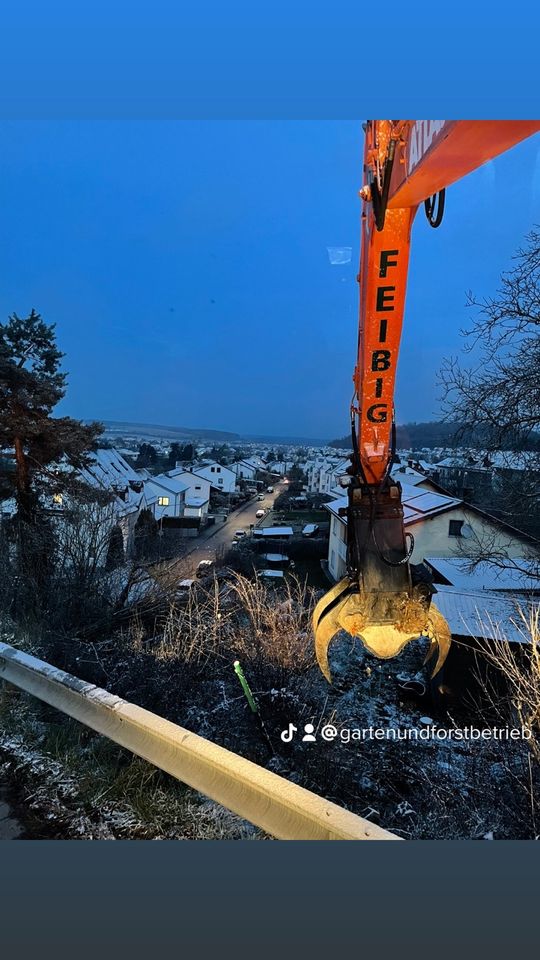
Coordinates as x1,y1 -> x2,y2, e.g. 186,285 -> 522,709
158,496 -> 170,506
448,519 -> 463,537
53,494 -> 63,505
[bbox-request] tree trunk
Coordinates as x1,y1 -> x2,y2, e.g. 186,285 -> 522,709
14,434 -> 33,522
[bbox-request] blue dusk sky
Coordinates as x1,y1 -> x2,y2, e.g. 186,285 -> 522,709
1,120 -> 539,440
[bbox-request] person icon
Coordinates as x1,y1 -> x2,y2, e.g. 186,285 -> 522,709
302,723 -> 316,742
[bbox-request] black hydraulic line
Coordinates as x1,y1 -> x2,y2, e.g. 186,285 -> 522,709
371,139 -> 397,232
424,188 -> 445,227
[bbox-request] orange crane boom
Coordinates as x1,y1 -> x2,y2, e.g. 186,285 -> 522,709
313,119 -> 540,686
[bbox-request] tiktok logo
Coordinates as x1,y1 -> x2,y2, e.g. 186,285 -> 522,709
280,723 -> 298,742
280,723 -> 318,743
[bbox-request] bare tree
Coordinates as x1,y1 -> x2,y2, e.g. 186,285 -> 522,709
439,228 -> 540,544
439,228 -> 540,448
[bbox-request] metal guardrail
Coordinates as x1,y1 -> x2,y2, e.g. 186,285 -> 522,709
0,642 -> 398,841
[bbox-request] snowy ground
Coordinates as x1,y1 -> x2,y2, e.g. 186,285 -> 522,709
1,609 -> 537,840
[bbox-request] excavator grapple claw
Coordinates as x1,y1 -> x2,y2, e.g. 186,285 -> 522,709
312,479 -> 452,684
313,581 -> 451,684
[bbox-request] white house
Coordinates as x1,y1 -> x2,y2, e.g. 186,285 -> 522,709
192,461 -> 237,493
167,468 -> 211,519
306,457 -> 350,496
27,447 -> 159,563
144,474 -> 189,521
76,448 -> 161,557
183,497 -> 209,521
325,481 -> 539,583
231,460 -> 257,481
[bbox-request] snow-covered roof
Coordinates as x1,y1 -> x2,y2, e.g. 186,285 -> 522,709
434,585 -> 534,644
391,466 -> 433,486
326,483 -> 462,526
81,448 -> 141,488
194,460 -> 235,474
426,557 -> 540,593
149,474 -> 189,495
78,448 -> 148,516
253,526 -> 294,538
185,496 -> 209,507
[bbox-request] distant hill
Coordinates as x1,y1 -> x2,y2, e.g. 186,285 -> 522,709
241,434 -> 329,445
329,421 -> 540,451
97,420 -> 240,442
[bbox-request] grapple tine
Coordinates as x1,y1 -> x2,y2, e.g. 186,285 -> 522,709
313,595 -> 351,683
422,635 -> 438,667
312,577 -> 354,633
426,603 -> 452,678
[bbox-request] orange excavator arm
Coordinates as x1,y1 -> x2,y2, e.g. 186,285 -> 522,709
313,119 -> 540,685
355,120 -> 540,486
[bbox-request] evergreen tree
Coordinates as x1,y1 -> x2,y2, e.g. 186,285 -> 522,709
136,443 -> 158,468
167,442 -> 182,468
180,442 -> 194,461
0,310 -> 102,523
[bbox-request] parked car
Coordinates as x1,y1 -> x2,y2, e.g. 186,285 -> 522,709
196,559 -> 215,577
266,486 -> 274,493
177,578 -> 195,591
257,494 -> 265,501
255,509 -> 265,518
301,523 -> 319,538
234,530 -> 246,539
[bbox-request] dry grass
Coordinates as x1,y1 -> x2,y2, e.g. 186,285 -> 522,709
122,571 -> 317,673
474,604 -> 540,760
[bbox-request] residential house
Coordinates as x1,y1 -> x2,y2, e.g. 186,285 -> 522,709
75,448 -> 161,557
325,480 -> 539,583
231,460 -> 258,482
192,461 -> 237,493
306,457 -> 350,496
166,468 -> 211,520
144,474 -> 189,521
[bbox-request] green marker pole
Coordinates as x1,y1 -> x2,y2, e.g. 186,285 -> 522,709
233,660 -> 274,754
233,660 -> 259,714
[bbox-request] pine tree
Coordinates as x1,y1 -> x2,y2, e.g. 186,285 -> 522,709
0,310 -> 103,524
167,442 -> 182,468
136,443 -> 158,468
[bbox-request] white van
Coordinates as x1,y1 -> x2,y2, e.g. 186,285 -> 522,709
255,509 -> 265,518
234,530 -> 246,539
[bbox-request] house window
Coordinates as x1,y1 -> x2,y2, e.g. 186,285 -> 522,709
217,466 -> 221,473
211,466 -> 215,473
53,494 -> 63,505
195,485 -> 201,491
218,478 -> 223,485
158,496 -> 170,506
448,519 -> 463,537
